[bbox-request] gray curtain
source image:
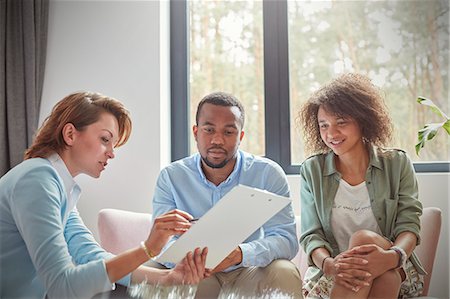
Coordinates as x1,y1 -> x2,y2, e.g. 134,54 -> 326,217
0,0 -> 48,176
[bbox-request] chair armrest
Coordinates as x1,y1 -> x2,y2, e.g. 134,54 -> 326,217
98,208 -> 153,255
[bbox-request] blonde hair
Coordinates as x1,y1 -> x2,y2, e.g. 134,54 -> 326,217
24,92 -> 132,159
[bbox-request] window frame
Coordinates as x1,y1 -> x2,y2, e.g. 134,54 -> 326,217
170,0 -> 189,162
170,0 -> 449,174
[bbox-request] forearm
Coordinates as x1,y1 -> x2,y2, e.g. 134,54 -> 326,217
107,208 -> 196,283
226,247 -> 243,266
312,247 -> 338,280
240,234 -> 297,267
212,247 -> 243,273
311,247 -> 331,271
65,210 -> 112,264
105,246 -> 151,283
378,232 -> 418,273
393,231 -> 417,257
130,265 -> 169,285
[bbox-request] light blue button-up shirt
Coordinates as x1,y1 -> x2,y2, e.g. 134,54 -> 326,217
0,155 -> 129,298
153,150 -> 298,271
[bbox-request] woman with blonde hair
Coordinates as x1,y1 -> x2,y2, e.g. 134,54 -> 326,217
298,73 -> 425,298
0,92 -> 207,298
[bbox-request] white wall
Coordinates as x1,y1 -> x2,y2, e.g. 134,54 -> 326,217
41,0 -> 169,241
42,1 -> 448,297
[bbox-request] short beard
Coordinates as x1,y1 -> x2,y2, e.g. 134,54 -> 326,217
201,156 -> 229,169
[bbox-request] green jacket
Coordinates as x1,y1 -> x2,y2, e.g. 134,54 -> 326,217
299,146 -> 425,280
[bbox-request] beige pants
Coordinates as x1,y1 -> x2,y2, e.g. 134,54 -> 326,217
195,259 -> 303,299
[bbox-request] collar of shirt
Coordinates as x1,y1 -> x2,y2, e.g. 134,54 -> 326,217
323,144 -> 383,177
195,150 -> 243,188
47,153 -> 81,222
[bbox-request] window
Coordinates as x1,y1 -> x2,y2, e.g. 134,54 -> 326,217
288,0 -> 449,166
171,0 -> 449,174
188,1 -> 265,156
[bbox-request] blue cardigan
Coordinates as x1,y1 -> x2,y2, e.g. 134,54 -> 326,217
0,157 -> 129,298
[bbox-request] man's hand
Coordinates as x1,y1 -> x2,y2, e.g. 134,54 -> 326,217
210,247 -> 243,274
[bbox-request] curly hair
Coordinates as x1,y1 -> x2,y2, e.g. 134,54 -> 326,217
24,92 -> 132,159
298,73 -> 393,155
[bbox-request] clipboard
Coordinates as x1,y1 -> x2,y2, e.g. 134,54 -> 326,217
156,184 -> 291,269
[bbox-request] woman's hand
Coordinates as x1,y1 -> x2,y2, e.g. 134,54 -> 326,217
327,252 -> 371,292
347,244 -> 398,279
145,209 -> 194,256
163,247 -> 208,285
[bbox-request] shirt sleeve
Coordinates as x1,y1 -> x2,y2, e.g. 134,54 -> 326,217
152,169 -> 178,218
236,163 -> 299,269
238,204 -> 298,269
10,166 -> 115,298
64,209 -> 131,286
393,152 -> 422,244
299,162 -> 333,266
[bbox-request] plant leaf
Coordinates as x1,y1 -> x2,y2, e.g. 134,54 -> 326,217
415,122 -> 446,155
443,119 -> 450,135
417,97 -> 449,119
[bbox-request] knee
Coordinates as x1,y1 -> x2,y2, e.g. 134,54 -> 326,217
348,229 -> 380,247
373,269 -> 402,286
261,259 -> 303,298
196,275 -> 221,299
263,259 -> 302,281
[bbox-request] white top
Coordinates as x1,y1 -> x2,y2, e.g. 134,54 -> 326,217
47,153 -> 81,225
331,179 -> 382,252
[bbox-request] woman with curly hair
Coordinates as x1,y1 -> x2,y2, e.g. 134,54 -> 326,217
298,73 -> 425,298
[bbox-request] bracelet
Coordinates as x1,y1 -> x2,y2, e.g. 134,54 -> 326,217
390,246 -> 407,269
140,241 -> 155,260
321,256 -> 332,271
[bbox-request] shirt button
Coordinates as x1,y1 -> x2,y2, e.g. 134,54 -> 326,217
367,181 -> 371,184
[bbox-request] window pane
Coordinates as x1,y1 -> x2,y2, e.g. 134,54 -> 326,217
189,0 -> 265,156
288,0 -> 449,164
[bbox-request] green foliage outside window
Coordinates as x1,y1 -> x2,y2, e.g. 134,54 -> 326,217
288,0 -> 449,163
187,0 -> 449,163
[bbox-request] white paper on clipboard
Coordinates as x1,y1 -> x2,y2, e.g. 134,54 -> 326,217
156,184 -> 291,269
